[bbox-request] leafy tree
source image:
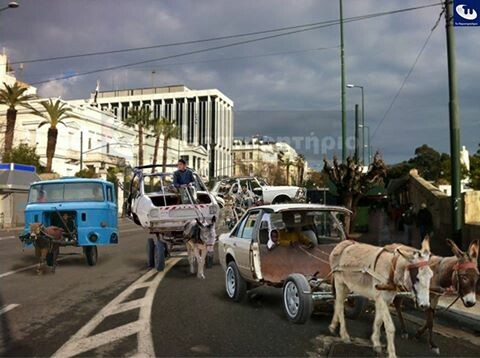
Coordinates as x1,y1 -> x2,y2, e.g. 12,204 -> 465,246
386,161 -> 413,184
323,152 -> 387,233
124,107 -> 152,167
469,144 -> 480,190
0,82 -> 36,155
304,170 -> 326,189
1,143 -> 43,172
409,144 -> 442,181
32,99 -> 80,173
75,168 -> 98,178
295,154 -> 306,184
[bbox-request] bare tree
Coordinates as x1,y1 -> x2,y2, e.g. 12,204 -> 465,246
323,152 -> 387,233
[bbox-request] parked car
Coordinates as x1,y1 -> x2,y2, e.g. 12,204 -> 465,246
218,203 -> 367,323
126,164 -> 219,268
212,176 -> 306,204
20,178 -> 118,265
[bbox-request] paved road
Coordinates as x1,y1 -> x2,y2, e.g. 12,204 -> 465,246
1,221 -> 480,357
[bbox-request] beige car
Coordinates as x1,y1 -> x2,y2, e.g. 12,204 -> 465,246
218,204 -> 367,323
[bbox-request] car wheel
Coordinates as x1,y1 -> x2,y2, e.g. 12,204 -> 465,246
283,274 -> 312,324
147,238 -> 155,268
344,296 -> 368,319
84,246 -> 98,266
272,196 -> 292,204
225,261 -> 247,302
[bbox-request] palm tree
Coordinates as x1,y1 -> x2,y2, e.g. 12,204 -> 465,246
32,99 -> 79,173
124,107 -> 152,167
158,118 -> 180,173
281,155 -> 294,186
0,82 -> 36,155
296,154 -> 306,184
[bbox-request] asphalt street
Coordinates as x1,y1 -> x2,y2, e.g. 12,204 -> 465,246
1,219 -> 480,357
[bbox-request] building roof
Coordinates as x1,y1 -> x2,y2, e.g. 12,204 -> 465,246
0,163 -> 41,192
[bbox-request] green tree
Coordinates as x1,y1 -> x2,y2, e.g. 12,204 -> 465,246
469,144 -> 480,190
295,154 -> 306,184
409,144 -> 442,181
1,143 -> 43,172
0,82 -> 36,155
75,168 -> 98,178
124,107 -> 152,167
32,99 -> 80,173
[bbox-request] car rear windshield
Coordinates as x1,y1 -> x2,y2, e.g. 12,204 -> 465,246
28,182 -> 104,203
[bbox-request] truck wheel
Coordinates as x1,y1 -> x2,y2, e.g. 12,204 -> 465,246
154,239 -> 166,272
84,246 -> 98,266
147,238 -> 155,268
344,296 -> 368,319
283,274 -> 312,324
225,261 -> 247,302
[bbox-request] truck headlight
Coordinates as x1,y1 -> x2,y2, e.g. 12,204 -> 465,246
149,208 -> 160,218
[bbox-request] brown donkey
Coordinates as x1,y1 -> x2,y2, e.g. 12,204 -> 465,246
392,239 -> 479,355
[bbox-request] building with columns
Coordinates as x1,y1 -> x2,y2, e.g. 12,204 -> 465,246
90,85 -> 234,178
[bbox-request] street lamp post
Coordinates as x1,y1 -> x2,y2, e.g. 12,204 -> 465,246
339,0 -> 347,163
347,84 -> 365,164
360,124 -> 371,165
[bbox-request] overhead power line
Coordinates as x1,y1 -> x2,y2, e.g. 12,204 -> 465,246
30,2 -> 442,86
371,6 -> 445,139
12,2 -> 440,66
24,46 -> 338,79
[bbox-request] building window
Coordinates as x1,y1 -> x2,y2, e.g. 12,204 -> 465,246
242,152 -> 246,160
249,152 -> 253,160
88,138 -> 92,150
106,143 -> 110,154
154,100 -> 161,119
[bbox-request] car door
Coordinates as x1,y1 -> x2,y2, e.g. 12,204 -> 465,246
232,209 -> 260,279
106,184 -> 118,231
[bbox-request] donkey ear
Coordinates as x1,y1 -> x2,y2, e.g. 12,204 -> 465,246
447,239 -> 464,258
397,248 -> 415,262
468,240 -> 479,261
420,236 -> 431,255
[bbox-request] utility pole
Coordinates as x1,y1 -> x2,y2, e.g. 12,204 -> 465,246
354,104 -> 359,161
445,0 -> 462,246
80,131 -> 83,171
339,0 -> 347,162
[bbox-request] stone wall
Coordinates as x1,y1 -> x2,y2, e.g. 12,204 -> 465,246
464,191 -> 480,224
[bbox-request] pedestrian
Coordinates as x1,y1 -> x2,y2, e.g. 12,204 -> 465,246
401,203 -> 415,246
173,159 -> 196,203
417,203 -> 433,240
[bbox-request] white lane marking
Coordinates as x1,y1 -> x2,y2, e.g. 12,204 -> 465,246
0,236 -> 16,241
53,258 -> 181,357
0,303 -> 20,315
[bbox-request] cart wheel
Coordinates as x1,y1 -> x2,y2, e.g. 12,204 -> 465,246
344,296 -> 368,319
153,238 -> 166,272
147,238 -> 155,268
283,274 -> 313,324
225,261 -> 247,302
84,246 -> 98,266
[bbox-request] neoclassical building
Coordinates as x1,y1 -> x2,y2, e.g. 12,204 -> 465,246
90,85 -> 234,178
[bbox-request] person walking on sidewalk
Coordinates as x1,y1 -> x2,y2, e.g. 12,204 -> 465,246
402,203 -> 415,246
417,203 -> 433,240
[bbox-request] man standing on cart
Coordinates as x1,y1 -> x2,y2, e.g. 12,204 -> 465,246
173,159 -> 197,204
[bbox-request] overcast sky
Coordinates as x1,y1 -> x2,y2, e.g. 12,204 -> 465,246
1,0 -> 479,169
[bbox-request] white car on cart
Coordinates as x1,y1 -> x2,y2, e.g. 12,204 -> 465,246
126,164 -> 219,268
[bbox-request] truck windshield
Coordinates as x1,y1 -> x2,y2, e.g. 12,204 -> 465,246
28,182 -> 105,203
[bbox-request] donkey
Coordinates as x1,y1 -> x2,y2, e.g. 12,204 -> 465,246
392,239 -> 479,355
29,223 -> 64,274
183,218 -> 216,279
329,238 -> 433,358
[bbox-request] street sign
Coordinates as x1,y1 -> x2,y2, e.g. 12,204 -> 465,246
454,0 -> 479,26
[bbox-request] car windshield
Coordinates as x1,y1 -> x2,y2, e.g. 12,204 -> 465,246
267,209 -> 347,244
28,182 -> 105,203
143,172 -> 207,195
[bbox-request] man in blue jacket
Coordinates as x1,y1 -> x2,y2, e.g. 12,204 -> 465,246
173,159 -> 196,203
